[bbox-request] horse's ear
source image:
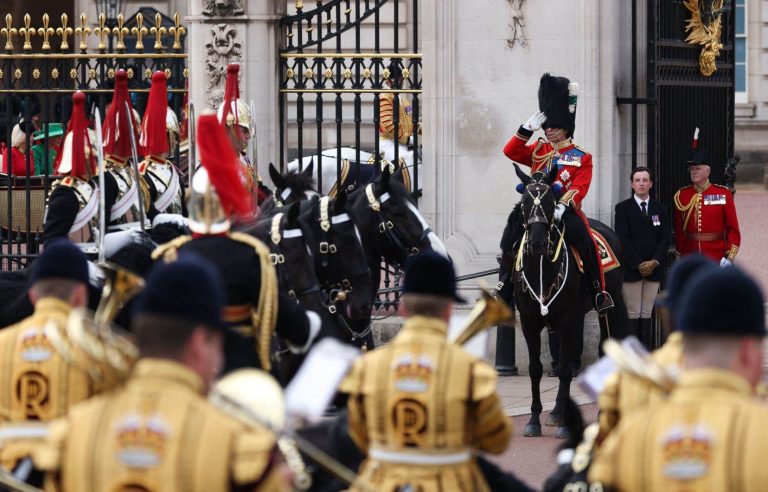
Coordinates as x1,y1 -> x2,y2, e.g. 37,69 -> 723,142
512,163 -> 531,186
334,188 -> 347,212
268,163 -> 283,189
546,163 -> 559,186
380,162 -> 392,191
303,159 -> 314,178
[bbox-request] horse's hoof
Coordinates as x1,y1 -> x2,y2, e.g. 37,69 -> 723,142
523,424 -> 542,437
545,413 -> 563,427
555,426 -> 571,440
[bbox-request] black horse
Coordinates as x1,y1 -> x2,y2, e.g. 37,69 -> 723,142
504,164 -> 626,438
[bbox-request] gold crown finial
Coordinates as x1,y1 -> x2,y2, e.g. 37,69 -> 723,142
38,13 -> 54,51
19,13 -> 35,51
113,12 -> 128,50
150,12 -> 166,50
57,13 -> 73,50
0,14 -> 16,51
74,13 -> 91,51
132,12 -> 148,50
94,13 -> 109,50
169,12 -> 185,50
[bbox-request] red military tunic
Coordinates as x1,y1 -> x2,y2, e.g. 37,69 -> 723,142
503,126 -> 605,286
673,181 -> 740,262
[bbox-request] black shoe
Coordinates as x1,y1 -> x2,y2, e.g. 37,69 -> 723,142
595,291 -> 614,314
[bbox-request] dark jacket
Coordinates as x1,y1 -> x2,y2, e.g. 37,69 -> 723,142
614,196 -> 671,282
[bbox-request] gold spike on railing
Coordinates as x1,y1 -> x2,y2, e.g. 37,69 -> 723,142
132,12 -> 148,50
113,13 -> 128,50
75,13 -> 91,51
169,12 -> 185,50
57,13 -> 73,50
38,13 -> 54,51
1,14 -> 15,51
150,12 -> 166,50
93,13 -> 109,50
19,13 -> 35,51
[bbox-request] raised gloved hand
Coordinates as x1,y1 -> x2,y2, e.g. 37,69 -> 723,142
720,257 -> 733,268
554,203 -> 567,223
523,111 -> 547,132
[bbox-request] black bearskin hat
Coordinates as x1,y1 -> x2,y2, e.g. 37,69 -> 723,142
538,73 -> 578,138
686,127 -> 711,167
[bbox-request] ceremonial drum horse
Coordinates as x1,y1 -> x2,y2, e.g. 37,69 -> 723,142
507,164 -> 626,438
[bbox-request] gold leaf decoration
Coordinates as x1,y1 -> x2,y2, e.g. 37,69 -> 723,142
32,68 -> 40,79
683,0 -> 725,77
51,68 -> 59,79
69,68 -> 77,79
107,68 -> 115,79
13,68 -> 21,79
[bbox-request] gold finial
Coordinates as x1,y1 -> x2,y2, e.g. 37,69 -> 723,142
74,13 -> 91,51
150,12 -> 166,50
169,13 -> 185,50
57,13 -> 73,50
93,13 -> 109,50
38,13 -> 54,51
19,13 -> 35,51
296,0 -> 304,9
0,14 -> 16,51
112,13 -> 128,50
131,12 -> 148,50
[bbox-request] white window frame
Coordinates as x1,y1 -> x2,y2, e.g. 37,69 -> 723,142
735,0 -> 748,104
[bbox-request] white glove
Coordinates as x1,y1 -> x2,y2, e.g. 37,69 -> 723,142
720,257 -> 733,268
523,111 -> 547,132
554,203 -> 567,222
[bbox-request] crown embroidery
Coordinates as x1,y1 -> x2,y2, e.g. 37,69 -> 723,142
19,327 -> 54,362
392,353 -> 434,393
115,412 -> 171,469
661,423 -> 714,480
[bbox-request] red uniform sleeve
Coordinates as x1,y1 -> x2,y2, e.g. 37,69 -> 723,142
724,191 -> 740,259
502,126 -> 535,168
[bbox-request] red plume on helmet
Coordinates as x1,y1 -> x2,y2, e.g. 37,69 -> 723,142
102,69 -> 136,158
196,113 -> 253,219
55,91 -> 96,178
219,63 -> 240,127
140,71 -> 169,156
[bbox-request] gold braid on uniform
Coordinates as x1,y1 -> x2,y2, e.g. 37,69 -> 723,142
673,189 -> 699,232
150,235 -> 193,263
531,139 -> 553,173
138,174 -> 152,213
229,232 -> 279,372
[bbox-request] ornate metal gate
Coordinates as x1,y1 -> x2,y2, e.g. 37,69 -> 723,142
648,0 -> 735,206
0,9 -> 187,271
279,0 -> 421,310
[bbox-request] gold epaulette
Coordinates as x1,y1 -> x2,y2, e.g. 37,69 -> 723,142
150,235 -> 193,262
228,232 -> 279,372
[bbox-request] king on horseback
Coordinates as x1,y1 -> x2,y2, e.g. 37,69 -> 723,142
503,73 -> 614,314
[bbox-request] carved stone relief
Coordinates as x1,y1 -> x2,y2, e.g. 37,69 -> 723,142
205,23 -> 242,108
202,0 -> 245,17
507,0 -> 527,49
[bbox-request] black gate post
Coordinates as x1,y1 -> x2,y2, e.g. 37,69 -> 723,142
495,323 -> 518,376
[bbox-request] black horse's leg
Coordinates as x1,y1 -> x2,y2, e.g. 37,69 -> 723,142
522,317 -> 545,437
547,315 -> 580,440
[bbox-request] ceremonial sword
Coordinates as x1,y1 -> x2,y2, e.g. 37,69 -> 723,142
123,101 -> 147,233
94,109 -> 106,265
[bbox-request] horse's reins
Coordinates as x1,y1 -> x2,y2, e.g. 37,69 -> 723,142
364,183 -> 432,264
314,197 -> 372,343
268,213 -> 323,302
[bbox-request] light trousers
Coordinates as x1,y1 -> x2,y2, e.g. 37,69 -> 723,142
622,279 -> 660,319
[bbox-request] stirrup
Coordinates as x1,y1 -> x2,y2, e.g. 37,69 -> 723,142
595,291 -> 614,314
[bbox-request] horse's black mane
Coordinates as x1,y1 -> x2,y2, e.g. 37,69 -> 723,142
500,202 -> 523,252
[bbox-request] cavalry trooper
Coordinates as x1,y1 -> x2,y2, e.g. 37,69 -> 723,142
379,61 -> 414,164
673,128 -> 741,265
589,266 -> 768,491
340,251 -> 513,491
217,63 -> 271,204
152,113 -> 319,375
43,91 -> 101,245
596,254 -> 716,443
503,73 -> 613,313
30,257 -> 288,491
101,69 -> 146,229
137,71 -> 184,221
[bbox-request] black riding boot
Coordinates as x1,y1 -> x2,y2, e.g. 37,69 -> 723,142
562,212 -> 614,314
639,317 -> 653,349
628,318 -> 640,341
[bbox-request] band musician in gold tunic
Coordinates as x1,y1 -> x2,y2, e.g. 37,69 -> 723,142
341,252 -> 513,491
590,266 -> 768,491
32,257 -> 288,492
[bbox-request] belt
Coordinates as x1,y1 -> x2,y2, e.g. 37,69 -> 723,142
369,447 -> 471,465
686,232 -> 724,242
222,304 -> 252,324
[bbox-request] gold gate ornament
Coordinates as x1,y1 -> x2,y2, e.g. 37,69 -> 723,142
683,0 -> 727,77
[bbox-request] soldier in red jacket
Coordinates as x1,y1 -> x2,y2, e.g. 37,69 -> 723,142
503,73 -> 613,313
673,130 -> 740,265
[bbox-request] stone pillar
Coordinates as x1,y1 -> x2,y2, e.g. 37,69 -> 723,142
187,0 -> 285,173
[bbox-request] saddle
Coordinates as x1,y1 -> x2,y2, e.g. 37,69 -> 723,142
569,229 -> 621,274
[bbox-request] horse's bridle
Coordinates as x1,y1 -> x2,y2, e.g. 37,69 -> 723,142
520,181 -> 560,258
268,213 -> 323,302
364,183 -> 432,264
